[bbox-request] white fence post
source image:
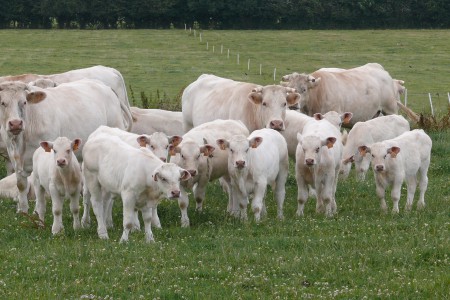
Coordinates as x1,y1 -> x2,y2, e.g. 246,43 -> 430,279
248,59 -> 250,71
428,93 -> 434,117
194,30 -> 196,37
227,49 -> 230,59
221,45 -> 223,54
448,92 -> 450,105
212,45 -> 215,53
206,42 -> 208,50
200,33 -> 202,42
259,64 -> 262,75
184,24 -> 186,30
404,89 -> 408,106
237,53 -> 240,65
273,68 -> 276,81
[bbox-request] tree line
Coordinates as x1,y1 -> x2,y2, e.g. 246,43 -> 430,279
1,0 -> 448,29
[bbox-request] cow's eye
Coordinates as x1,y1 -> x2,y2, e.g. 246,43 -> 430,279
245,148 -> 249,153
1,101 -> 5,107
150,145 -> 155,150
301,88 -> 306,93
315,147 -> 320,153
165,145 -> 169,149
181,154 -> 185,159
262,102 -> 267,107
66,150 -> 70,154
160,176 -> 167,182
372,154 -> 375,158
384,154 -> 387,159
53,150 -> 57,154
197,154 -> 201,159
230,149 -> 234,153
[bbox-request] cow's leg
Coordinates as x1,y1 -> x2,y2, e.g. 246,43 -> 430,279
151,205 -> 161,229
81,183 -> 91,228
405,176 -> 417,212
321,177 -> 335,218
120,191 -> 136,243
219,176 -> 233,213
49,187 -> 64,235
85,173 -> 108,239
275,170 -> 288,220
417,166 -> 429,210
193,175 -> 208,211
141,205 -> 155,243
251,179 -> 267,222
33,180 -> 46,222
375,179 -> 388,213
104,193 -> 114,229
16,172 -> 29,213
296,179 -> 309,217
69,191 -> 81,231
391,180 -> 402,214
179,187 -> 190,227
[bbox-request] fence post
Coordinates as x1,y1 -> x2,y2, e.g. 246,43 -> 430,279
237,53 -> 240,65
404,89 -> 408,106
448,92 -> 450,105
260,64 -> 262,75
273,68 -> 276,81
206,42 -> 208,50
212,45 -> 215,53
221,45 -> 223,54
227,49 -> 230,59
248,59 -> 250,71
200,33 -> 202,42
428,93 -> 434,116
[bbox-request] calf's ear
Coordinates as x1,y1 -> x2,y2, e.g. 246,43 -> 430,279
136,136 -> 150,147
342,112 -> 353,124
72,139 -> 82,151
248,91 -> 263,105
180,169 -> 191,181
169,135 -> 183,147
153,172 -> 159,182
168,145 -> 180,156
216,139 -> 229,150
358,145 -> 370,157
26,91 -> 46,104
200,144 -> 215,156
40,141 -> 53,152
324,137 -> 336,149
286,91 -> 300,106
343,155 -> 354,164
249,136 -> 263,148
313,113 -> 324,120
388,146 -> 400,158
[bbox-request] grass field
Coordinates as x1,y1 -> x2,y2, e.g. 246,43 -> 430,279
0,29 -> 449,299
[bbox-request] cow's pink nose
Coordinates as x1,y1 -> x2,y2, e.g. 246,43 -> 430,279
188,169 -> 197,176
57,159 -> 67,166
8,120 -> 23,133
171,190 -> 180,198
375,165 -> 384,172
305,158 -> 314,166
270,120 -> 284,131
235,160 -> 246,169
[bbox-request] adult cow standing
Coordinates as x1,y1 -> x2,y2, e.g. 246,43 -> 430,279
182,74 -> 301,133
280,63 -> 402,126
0,79 -> 129,214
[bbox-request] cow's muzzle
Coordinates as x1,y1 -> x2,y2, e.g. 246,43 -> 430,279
8,120 -> 23,135
269,120 -> 284,131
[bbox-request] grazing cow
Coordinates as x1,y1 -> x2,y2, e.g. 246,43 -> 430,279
0,65 -> 133,131
0,79 -> 129,214
82,130 -> 191,242
340,115 -> 410,180
80,125 -> 182,230
280,63 -> 402,126
130,107 -> 184,136
32,137 -> 82,235
182,74 -> 301,132
358,129 -> 432,213
217,128 -> 289,222
169,119 -> 250,226
295,117 -> 343,217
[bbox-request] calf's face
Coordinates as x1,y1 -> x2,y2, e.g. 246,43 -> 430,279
359,144 -> 400,173
153,163 -> 191,199
217,135 -> 263,171
40,137 -> 81,168
169,140 -> 214,177
297,133 -> 336,167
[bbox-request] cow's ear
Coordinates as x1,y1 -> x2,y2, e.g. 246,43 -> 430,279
248,91 -> 263,105
308,76 -> 321,88
40,141 -> 53,152
200,145 -> 215,156
388,146 -> 400,158
342,112 -> 353,124
358,145 -> 370,157
168,145 -> 180,156
286,91 -> 300,106
180,169 -> 191,181
281,74 -> 291,82
137,135 -> 150,147
26,91 -> 46,104
72,139 -> 82,152
314,113 -> 324,120
169,135 -> 183,147
249,136 -> 263,148
323,137 -> 336,149
216,139 -> 229,150
343,155 -> 354,164
153,172 -> 159,182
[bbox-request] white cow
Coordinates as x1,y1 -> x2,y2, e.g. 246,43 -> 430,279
82,130 -> 191,242
341,115 -> 410,180
358,129 -> 432,213
295,118 -> 343,217
32,137 -> 82,235
0,172 -> 35,201
182,74 -> 301,132
130,107 -> 184,136
0,65 -> 133,131
280,63 -> 403,126
80,125 -> 183,230
169,119 -> 250,226
0,79 -> 129,214
217,128 -> 289,222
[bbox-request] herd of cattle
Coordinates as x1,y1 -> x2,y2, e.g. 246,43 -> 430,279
0,63 -> 432,243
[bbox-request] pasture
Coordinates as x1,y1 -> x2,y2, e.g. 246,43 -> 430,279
0,29 -> 449,299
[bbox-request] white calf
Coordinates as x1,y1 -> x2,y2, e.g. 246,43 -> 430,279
0,173 -> 35,201
131,107 -> 184,136
358,129 -> 432,213
32,137 -> 82,235
295,118 -> 343,217
340,115 -> 410,180
82,132 -> 190,242
217,128 -> 289,222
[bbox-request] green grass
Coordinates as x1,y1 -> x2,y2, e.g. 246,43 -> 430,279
0,29 -> 449,299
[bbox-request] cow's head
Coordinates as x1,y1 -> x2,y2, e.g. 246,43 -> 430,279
217,134 -> 263,174
297,133 -> 336,167
40,137 -> 81,168
248,85 -> 300,131
314,111 -> 353,129
152,163 -> 191,199
137,132 -> 182,162
168,139 -> 214,178
0,81 -> 47,136
359,143 -> 400,173
280,72 -> 321,113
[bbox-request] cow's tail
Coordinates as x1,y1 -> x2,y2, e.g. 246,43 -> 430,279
112,68 -> 134,132
397,101 -> 420,123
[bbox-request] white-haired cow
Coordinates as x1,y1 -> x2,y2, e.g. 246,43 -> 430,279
130,107 -> 184,136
